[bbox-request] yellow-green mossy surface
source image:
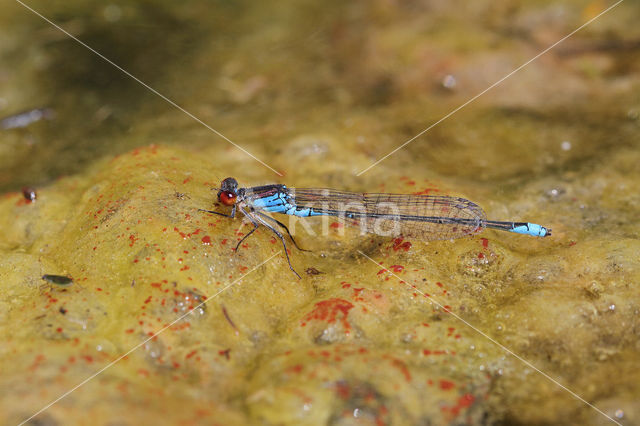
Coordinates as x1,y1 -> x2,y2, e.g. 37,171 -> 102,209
1,145 -> 639,425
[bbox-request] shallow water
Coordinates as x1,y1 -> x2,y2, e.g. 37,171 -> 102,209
0,1 -> 639,425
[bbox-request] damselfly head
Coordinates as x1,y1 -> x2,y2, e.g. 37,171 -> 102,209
218,177 -> 239,206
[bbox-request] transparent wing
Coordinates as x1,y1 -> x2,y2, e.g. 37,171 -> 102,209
291,188 -> 487,240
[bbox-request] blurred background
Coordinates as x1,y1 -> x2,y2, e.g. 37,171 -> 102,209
1,0 -> 637,193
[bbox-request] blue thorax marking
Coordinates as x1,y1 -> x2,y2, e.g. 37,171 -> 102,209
250,190 -> 330,217
250,192 -> 290,213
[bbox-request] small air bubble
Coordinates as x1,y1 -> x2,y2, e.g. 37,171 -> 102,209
609,304 -> 616,311
615,409 -> 624,419
104,4 -> 122,22
561,141 -> 571,151
545,187 -> 565,200
442,74 -> 457,89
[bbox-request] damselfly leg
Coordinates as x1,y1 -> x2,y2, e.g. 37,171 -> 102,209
198,205 -> 236,218
199,204 -> 302,279
234,205 -> 260,251
255,211 -> 310,252
251,211 -> 301,279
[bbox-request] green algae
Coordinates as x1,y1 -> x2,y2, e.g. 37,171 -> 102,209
1,0 -> 640,425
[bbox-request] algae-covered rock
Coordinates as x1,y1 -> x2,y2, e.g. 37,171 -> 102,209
1,144 -> 638,425
0,146 -> 488,424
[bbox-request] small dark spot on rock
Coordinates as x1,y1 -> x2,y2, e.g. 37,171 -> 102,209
22,187 -> 37,202
305,267 -> 324,276
42,274 -> 73,286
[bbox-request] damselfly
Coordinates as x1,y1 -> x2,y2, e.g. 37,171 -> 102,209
200,177 -> 551,278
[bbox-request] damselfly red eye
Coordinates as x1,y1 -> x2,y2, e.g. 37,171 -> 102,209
219,191 -> 237,206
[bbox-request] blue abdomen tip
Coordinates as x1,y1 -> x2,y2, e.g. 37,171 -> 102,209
512,223 -> 550,237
